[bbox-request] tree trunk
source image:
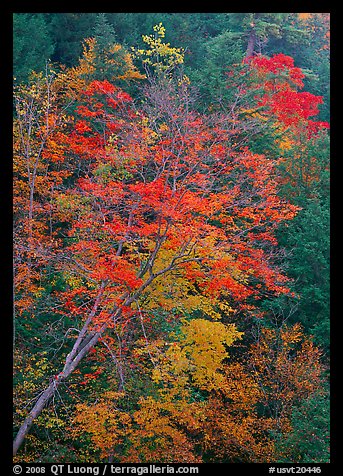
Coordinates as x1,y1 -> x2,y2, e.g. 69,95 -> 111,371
13,327 -> 105,456
245,28 -> 256,60
13,247 -> 193,455
13,380 -> 57,456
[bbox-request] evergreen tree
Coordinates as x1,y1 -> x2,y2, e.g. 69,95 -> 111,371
13,13 -> 54,82
47,13 -> 96,67
276,391 -> 330,463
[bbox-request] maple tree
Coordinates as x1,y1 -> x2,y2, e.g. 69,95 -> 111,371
13,65 -> 298,456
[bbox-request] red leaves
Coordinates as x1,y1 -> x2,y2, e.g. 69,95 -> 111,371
128,177 -> 170,206
116,90 -> 133,103
84,80 -> 117,97
307,119 -> 330,138
76,105 -> 99,118
261,90 -> 324,126
251,53 -> 305,88
248,54 -> 329,135
87,255 -> 143,291
78,177 -> 125,202
207,273 -> 254,301
54,74 -> 306,327
74,120 -> 93,134
13,48 -> 329,464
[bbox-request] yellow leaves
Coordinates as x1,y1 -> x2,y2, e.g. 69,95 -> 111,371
183,318 -> 242,351
16,352 -> 51,380
38,412 -> 65,430
69,318 -> 321,463
177,75 -> 190,86
110,317 -> 244,461
133,23 -> 185,73
277,135 -> 294,151
178,319 -> 243,390
187,296 -> 224,320
217,300 -> 235,315
65,273 -> 83,290
72,391 -> 131,459
142,243 -> 236,323
77,315 -> 244,460
145,266 -> 212,317
14,350 -> 53,424
153,22 -> 166,38
72,383 -> 201,461
129,396 -> 202,463
152,342 -> 188,384
146,318 -> 243,393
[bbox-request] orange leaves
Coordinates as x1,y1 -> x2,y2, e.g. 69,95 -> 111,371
12,28 -> 330,462
128,396 -> 202,463
72,392 -> 132,460
248,324 -> 324,416
198,323 -> 325,462
58,36 -> 144,100
21,67 -> 300,326
13,71 -> 74,332
202,395 -> 276,462
70,315 -> 323,463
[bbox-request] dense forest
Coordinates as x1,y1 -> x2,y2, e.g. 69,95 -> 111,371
13,13 -> 330,463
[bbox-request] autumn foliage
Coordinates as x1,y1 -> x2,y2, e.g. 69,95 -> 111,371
13,21 -> 329,464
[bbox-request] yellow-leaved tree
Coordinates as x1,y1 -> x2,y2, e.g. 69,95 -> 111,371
71,318 -> 242,462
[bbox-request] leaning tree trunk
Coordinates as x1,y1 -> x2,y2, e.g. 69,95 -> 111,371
13,326 -> 105,456
13,380 -> 58,456
13,280 -> 109,456
13,268 -> 161,456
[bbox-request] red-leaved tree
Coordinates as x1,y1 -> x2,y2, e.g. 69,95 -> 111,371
13,73 -> 299,455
